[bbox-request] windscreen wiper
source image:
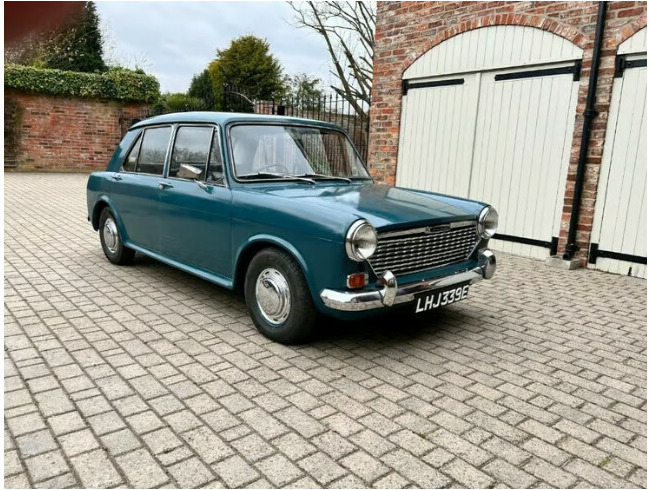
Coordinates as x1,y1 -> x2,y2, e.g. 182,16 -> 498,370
238,172 -> 315,184
293,173 -> 352,183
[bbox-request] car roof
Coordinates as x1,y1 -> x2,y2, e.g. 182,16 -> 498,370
130,111 -> 345,131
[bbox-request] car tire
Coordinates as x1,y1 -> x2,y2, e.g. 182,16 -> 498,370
98,207 -> 135,265
244,248 -> 316,344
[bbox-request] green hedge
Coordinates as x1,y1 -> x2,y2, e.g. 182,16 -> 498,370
4,64 -> 160,103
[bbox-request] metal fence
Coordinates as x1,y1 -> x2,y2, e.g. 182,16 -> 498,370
224,87 -> 370,161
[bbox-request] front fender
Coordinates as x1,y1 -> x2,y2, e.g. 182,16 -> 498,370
234,234 -> 311,286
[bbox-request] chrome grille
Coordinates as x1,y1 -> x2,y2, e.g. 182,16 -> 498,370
370,222 -> 477,276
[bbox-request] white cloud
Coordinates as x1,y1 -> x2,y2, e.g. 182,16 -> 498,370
96,1 -> 333,93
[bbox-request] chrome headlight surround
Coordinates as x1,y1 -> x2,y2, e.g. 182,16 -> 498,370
478,206 -> 498,239
345,220 -> 378,262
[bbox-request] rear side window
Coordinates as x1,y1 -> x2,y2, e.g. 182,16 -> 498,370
136,126 -> 172,175
122,135 -> 142,172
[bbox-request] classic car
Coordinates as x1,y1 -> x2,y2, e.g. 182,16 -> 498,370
87,112 -> 498,344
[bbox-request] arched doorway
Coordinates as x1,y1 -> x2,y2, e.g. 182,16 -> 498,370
397,25 -> 583,259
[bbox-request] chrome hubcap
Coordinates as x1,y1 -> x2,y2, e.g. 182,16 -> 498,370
103,217 -> 119,254
255,268 -> 291,325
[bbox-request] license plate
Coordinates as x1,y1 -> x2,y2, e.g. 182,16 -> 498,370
414,282 -> 470,313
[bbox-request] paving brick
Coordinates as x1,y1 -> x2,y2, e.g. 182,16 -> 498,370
596,436 -> 648,469
519,419 -> 564,444
15,430 -> 57,458
524,457 -> 577,488
5,450 -> 23,477
255,454 -> 303,486
182,426 -> 233,464
25,450 -> 69,483
388,429 -> 434,456
382,449 -> 450,488
116,448 -> 169,488
313,431 -> 356,459
141,427 -> 183,455
4,473 -> 30,488
87,411 -> 126,436
168,457 -> 215,488
442,458 -> 494,488
46,411 -> 86,436
70,449 -> 122,487
564,459 -> 632,488
483,436 -> 531,466
212,455 -> 260,488
297,452 -> 348,485
59,429 -> 100,457
427,429 -> 491,466
483,459 -> 537,488
33,472 -> 78,489
372,472 -> 410,489
100,428 -> 141,456
272,433 -> 317,461
7,412 -> 47,437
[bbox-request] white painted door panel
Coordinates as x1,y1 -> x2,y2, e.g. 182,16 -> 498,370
470,66 -> 578,256
591,59 -> 647,278
397,74 -> 479,198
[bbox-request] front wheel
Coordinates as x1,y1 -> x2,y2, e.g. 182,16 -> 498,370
244,248 -> 316,344
98,207 -> 135,265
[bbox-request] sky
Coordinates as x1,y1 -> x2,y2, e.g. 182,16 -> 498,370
95,1 -> 334,94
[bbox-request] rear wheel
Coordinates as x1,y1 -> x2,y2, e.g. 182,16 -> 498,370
244,248 -> 316,344
99,207 -> 134,265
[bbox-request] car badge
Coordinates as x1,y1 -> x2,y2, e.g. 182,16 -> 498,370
425,224 -> 450,234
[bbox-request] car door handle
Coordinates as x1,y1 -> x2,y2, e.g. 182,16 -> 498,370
197,181 -> 208,191
158,182 -> 173,190
111,174 -> 123,181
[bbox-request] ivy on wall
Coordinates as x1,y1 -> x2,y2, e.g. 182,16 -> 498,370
4,64 -> 160,103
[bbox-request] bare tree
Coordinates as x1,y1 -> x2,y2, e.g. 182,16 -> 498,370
288,1 -> 375,119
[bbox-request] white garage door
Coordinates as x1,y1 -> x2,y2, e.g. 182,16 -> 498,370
590,28 -> 647,278
397,26 -> 582,259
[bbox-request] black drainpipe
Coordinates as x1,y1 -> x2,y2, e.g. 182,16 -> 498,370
563,1 -> 607,260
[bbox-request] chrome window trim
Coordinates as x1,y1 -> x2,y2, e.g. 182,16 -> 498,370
118,124 -> 173,177
164,124 -> 227,188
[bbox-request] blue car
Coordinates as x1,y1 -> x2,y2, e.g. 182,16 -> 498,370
87,112 -> 498,344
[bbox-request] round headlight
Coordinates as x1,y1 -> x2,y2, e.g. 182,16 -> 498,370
345,220 -> 377,262
478,206 -> 499,239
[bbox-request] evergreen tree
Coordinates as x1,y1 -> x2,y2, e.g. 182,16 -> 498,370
188,69 -> 215,110
208,35 -> 286,111
45,2 -> 107,73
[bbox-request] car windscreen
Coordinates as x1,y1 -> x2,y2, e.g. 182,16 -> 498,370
230,124 -> 371,180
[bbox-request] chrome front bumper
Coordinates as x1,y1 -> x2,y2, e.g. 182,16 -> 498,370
320,249 -> 496,312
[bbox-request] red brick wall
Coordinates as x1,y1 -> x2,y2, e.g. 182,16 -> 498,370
369,1 -> 647,262
5,89 -> 150,172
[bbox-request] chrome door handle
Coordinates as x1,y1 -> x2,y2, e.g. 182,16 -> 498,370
197,181 -> 208,190
158,182 -> 173,190
112,174 -> 123,181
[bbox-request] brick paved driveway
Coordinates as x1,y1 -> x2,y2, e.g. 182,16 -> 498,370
4,173 -> 647,489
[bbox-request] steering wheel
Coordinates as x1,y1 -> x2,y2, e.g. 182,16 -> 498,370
257,164 -> 290,174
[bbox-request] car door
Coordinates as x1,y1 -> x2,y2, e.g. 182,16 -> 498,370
109,125 -> 173,252
157,125 -> 233,278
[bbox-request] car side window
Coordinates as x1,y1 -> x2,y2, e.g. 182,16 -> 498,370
122,135 -> 142,172
170,126 -> 213,180
206,131 -> 225,184
136,126 -> 172,176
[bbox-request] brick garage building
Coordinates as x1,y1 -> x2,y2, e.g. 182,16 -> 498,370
368,1 -> 647,277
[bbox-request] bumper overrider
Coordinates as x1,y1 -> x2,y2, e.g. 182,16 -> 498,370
320,249 -> 496,312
